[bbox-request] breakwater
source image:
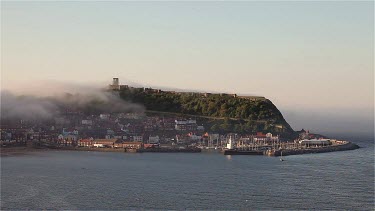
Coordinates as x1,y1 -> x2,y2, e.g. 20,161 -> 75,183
266,142 -> 360,157
136,148 -> 201,153
2,141 -> 360,156
223,149 -> 264,155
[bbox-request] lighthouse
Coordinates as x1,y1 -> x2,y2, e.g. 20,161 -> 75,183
226,136 -> 234,150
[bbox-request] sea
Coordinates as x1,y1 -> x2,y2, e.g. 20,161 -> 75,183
1,136 -> 374,210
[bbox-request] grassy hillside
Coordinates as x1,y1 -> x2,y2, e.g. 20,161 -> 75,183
118,87 -> 294,134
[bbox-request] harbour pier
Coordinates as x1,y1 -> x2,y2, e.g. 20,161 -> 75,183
266,141 -> 360,156
224,138 -> 360,157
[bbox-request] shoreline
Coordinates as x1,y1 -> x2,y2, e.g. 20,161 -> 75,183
0,147 -> 60,157
1,141 -> 360,157
0,146 -> 201,156
0,146 -> 128,157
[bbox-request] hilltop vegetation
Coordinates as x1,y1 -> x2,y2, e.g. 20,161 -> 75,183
118,87 -> 294,134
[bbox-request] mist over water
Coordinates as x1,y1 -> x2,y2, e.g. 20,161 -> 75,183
281,107 -> 374,140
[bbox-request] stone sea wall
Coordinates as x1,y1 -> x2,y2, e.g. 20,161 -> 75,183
270,142 -> 360,157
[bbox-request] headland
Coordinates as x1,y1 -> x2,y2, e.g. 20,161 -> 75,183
0,78 -> 360,158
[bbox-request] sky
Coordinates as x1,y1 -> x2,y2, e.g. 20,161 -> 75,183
1,1 -> 374,138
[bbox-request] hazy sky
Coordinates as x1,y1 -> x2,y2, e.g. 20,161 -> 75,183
1,1 -> 374,137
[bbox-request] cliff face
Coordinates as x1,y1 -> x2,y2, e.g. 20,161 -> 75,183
118,87 -> 294,134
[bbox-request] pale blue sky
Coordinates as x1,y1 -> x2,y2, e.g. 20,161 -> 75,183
1,1 -> 374,136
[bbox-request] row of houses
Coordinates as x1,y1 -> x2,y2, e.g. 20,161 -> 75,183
77,139 -> 167,149
78,139 -> 144,149
54,112 -> 204,133
55,138 -> 145,149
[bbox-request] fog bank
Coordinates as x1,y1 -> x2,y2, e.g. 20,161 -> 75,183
281,107 -> 374,139
0,81 -> 145,120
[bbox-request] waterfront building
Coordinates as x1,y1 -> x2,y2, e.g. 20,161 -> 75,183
122,142 -> 143,149
78,139 -> 93,147
92,139 -> 118,148
144,143 -> 157,148
187,133 -> 202,141
299,139 -> 330,147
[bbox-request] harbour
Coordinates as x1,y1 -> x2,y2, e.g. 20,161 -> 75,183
221,134 -> 360,157
1,138 -> 359,157
1,137 -> 373,210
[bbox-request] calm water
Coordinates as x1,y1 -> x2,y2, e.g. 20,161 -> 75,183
1,137 -> 374,210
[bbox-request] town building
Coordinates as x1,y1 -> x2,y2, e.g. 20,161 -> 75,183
78,139 -> 93,147
92,139 -> 118,148
148,135 -> 160,144
299,139 -> 330,147
122,142 -> 143,149
175,119 -> 197,131
81,120 -> 93,125
253,132 -> 279,143
132,135 -> 143,142
99,114 -> 110,120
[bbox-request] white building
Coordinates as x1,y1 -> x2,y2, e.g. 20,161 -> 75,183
197,125 -> 204,130
267,133 -> 279,141
93,143 -> 104,148
81,120 -> 93,125
175,119 -> 197,131
299,139 -> 330,146
148,135 -> 160,144
100,114 -> 110,120
133,135 -> 143,142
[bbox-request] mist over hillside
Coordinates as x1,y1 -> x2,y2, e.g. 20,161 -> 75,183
0,81 -> 145,121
